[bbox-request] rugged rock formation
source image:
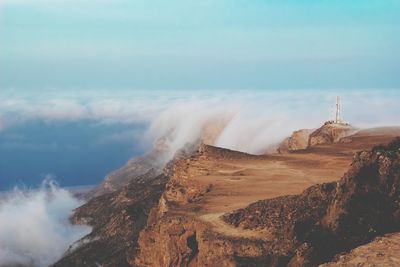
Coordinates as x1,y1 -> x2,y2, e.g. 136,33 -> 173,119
223,138 -> 400,266
53,173 -> 168,267
321,139 -> 400,247
308,123 -> 355,147
279,123 -> 356,153
54,130 -> 400,267
89,118 -> 229,198
89,152 -> 163,197
320,233 -> 400,267
53,143 -> 201,267
279,129 -> 313,152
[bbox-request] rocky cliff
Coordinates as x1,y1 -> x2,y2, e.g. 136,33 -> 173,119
88,152 -> 163,198
53,173 -> 168,267
54,130 -> 400,267
278,129 -> 313,152
135,145 -> 276,267
279,123 -> 356,153
308,123 -> 355,147
320,233 -> 400,267
223,138 -> 400,266
135,138 -> 400,266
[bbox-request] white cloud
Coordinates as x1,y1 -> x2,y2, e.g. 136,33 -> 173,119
0,89 -> 399,159
144,90 -> 400,161
0,178 -> 91,267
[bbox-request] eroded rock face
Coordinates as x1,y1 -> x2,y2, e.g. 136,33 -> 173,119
135,145 -> 278,267
308,124 -> 355,147
278,124 -> 356,153
53,174 -> 168,267
222,183 -> 337,266
54,137 -> 400,267
89,152 -> 163,198
320,233 -> 400,267
321,139 -> 400,247
223,138 -> 400,266
278,129 -> 313,152
135,214 -> 278,267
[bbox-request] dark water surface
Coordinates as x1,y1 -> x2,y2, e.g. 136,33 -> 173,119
0,120 -> 147,190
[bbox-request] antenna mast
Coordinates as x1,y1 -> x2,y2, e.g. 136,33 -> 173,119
335,96 -> 341,124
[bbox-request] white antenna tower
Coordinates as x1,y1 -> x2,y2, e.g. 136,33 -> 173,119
335,96 -> 342,124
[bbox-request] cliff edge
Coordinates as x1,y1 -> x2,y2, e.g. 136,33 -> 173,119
54,128 -> 400,267
279,123 -> 356,153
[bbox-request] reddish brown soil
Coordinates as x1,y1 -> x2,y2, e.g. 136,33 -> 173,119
186,128 -> 400,238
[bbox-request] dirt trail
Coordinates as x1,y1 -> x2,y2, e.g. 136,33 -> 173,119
189,131 -> 400,238
199,212 -> 271,239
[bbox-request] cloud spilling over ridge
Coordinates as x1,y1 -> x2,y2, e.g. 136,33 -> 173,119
145,101 -> 238,160
1,89 -> 399,160
143,90 -> 400,161
0,178 -> 91,267
145,97 -> 317,161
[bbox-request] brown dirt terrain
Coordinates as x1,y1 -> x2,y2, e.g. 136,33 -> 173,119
135,127 -> 400,266
180,127 -> 400,235
54,126 -> 400,267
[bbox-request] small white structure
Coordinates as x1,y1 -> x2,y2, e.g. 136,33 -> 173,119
325,96 -> 350,126
335,96 -> 342,124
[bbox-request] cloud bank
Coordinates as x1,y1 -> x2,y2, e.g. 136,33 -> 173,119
0,179 -> 91,267
1,89 -> 399,160
144,90 -> 400,161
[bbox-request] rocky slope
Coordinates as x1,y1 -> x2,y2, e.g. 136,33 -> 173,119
135,145 -> 276,267
53,173 -> 168,267
223,138 -> 400,266
279,129 -> 313,152
135,137 -> 400,266
279,123 -> 356,152
308,123 -> 355,147
88,118 -> 230,198
54,128 -> 400,267
320,233 -> 400,267
88,152 -> 163,198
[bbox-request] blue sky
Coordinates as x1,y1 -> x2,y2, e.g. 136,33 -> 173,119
1,1 -> 400,188
1,0 -> 400,90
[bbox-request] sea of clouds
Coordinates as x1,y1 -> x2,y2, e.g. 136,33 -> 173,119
2,89 -> 399,158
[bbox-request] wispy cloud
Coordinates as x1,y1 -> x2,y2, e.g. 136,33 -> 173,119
1,89 -> 399,159
0,178 -> 91,267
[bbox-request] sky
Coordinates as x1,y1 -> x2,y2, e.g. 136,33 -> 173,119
0,1 -> 400,189
1,0 -> 400,90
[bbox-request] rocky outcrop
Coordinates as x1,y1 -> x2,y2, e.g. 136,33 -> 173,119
223,138 -> 400,266
279,129 -> 313,152
321,139 -> 400,247
279,123 -> 356,153
54,143 -> 202,267
135,213 -> 279,267
88,152 -> 163,197
308,123 -> 355,147
53,173 -> 168,267
320,233 -> 400,267
135,145 -> 274,267
54,136 -> 400,267
89,120 -> 228,198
